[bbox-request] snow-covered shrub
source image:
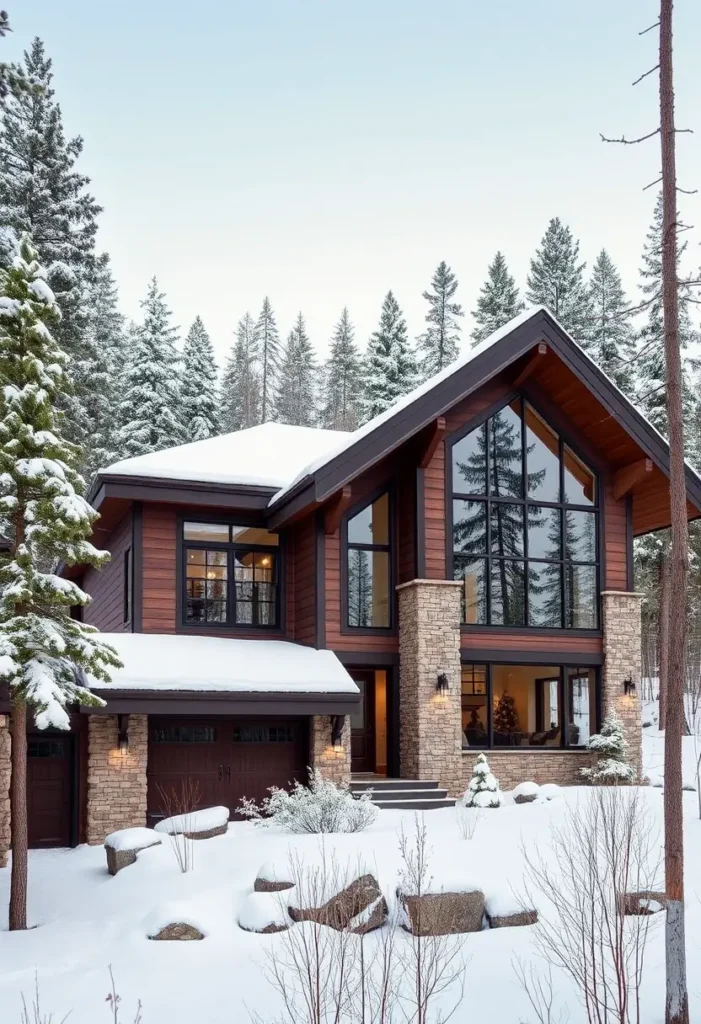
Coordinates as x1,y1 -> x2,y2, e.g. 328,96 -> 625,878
580,710 -> 636,783
463,753 -> 502,809
239,769 -> 377,834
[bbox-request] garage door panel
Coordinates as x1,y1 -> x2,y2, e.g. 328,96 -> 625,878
28,735 -> 72,848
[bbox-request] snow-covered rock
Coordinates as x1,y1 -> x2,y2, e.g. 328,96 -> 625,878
512,781 -> 540,804
254,862 -> 294,893
398,887 -> 485,936
288,872 -> 387,934
155,806 -> 229,839
144,902 -> 208,941
537,783 -> 562,802
484,888 -> 537,928
104,827 -> 162,875
238,891 -> 292,934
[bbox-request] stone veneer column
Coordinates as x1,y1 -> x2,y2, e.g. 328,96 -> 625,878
310,715 -> 351,785
0,715 -> 10,868
601,591 -> 643,778
86,714 -> 148,844
397,579 -> 463,794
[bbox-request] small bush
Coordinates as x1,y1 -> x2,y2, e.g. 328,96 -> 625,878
580,710 -> 636,783
463,753 -> 502,808
239,769 -> 378,834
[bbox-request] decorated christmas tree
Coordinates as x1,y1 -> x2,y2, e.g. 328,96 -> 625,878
493,690 -> 520,734
580,710 -> 635,783
464,753 -> 502,809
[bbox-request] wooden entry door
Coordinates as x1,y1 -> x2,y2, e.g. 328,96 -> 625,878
350,671 -> 376,773
27,734 -> 72,848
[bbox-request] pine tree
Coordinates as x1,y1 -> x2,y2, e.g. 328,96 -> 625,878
471,251 -> 524,345
0,235 -> 119,929
221,312 -> 260,432
361,291 -> 416,422
276,312 -> 317,427
255,297 -> 280,423
113,277 -> 184,459
464,753 -> 502,809
0,13 -> 36,105
416,261 -> 463,379
526,218 -> 593,345
180,316 -> 219,442
321,307 -> 362,431
579,710 -> 635,782
587,249 -> 635,394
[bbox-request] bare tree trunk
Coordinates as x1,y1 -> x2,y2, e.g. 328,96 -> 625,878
659,551 -> 670,728
9,698 -> 28,931
659,2 -> 689,1022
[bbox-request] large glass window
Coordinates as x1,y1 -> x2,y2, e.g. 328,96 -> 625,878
451,398 -> 599,629
183,521 -> 279,628
346,493 -> 391,628
461,665 -> 488,749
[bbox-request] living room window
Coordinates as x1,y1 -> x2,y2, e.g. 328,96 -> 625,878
344,491 -> 392,629
461,663 -> 597,750
450,398 -> 599,629
182,521 -> 280,628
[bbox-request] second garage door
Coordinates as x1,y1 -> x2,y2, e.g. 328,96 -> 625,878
147,717 -> 308,826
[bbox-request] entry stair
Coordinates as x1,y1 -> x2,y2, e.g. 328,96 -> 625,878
349,777 -> 456,811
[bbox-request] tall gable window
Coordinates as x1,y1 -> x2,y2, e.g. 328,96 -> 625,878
345,492 -> 391,629
450,398 -> 599,629
183,522 -> 279,628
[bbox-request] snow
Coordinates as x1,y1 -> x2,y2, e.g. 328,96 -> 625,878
512,781 -> 540,799
143,901 -> 211,938
100,422 -> 352,490
238,891 -> 292,932
89,632 -> 359,695
642,699 -> 698,789
483,888 -> 528,919
154,807 -> 229,836
537,783 -> 563,801
104,828 -> 162,853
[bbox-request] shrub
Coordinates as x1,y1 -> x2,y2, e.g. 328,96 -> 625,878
463,753 -> 502,808
239,769 -> 378,833
580,710 -> 636,783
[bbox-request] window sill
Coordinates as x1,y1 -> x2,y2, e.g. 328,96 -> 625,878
177,624 -> 285,637
461,747 -> 590,755
460,625 -> 602,638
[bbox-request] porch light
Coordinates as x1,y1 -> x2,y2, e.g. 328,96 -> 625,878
117,714 -> 130,753
330,715 -> 344,748
436,673 -> 450,695
623,678 -> 637,697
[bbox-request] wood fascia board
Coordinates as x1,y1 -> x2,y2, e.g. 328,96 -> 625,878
324,485 -> 352,535
613,458 -> 653,500
418,417 -> 446,469
266,480 -> 318,529
511,342 -> 547,388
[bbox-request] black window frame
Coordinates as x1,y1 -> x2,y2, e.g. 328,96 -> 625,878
178,516 -> 283,632
460,661 -> 600,751
341,487 -> 396,634
123,547 -> 133,625
448,395 -> 601,632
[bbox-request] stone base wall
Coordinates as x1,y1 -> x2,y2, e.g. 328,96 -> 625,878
602,592 -> 643,778
397,580 -> 463,794
0,716 -> 10,868
458,749 -> 596,793
310,715 -> 351,786
86,714 -> 148,844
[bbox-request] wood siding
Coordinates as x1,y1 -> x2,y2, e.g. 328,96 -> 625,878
461,630 -> 602,656
603,481 -> 628,591
291,515 -> 316,645
83,509 -> 132,632
142,504 -> 177,634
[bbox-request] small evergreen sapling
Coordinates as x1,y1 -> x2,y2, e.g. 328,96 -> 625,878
464,753 -> 502,808
579,710 -> 635,783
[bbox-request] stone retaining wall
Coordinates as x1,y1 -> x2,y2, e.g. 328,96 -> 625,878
0,716 -> 10,868
458,749 -> 595,792
310,715 -> 350,786
86,714 -> 148,844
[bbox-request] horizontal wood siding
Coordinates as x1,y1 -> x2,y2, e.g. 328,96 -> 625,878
83,510 -> 132,632
291,516 -> 315,644
142,504 -> 177,634
461,631 -> 602,656
603,481 -> 627,591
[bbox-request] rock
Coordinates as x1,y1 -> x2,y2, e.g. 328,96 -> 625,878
512,782 -> 540,805
254,862 -> 295,893
239,891 -> 292,934
104,827 -> 162,876
399,889 -> 485,936
622,890 -> 667,916
488,909 -> 538,928
149,922 -> 205,941
289,873 -> 387,934
183,823 -> 228,840
155,806 -> 229,840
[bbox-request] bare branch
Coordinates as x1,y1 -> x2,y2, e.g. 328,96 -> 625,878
600,127 -> 660,145
677,186 -> 698,195
639,21 -> 659,35
633,64 -> 659,86
644,176 -> 663,191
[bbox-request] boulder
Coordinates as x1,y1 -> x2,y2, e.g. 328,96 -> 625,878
104,827 -> 162,876
288,873 -> 387,934
239,891 -> 292,934
622,890 -> 667,916
399,889 -> 485,936
512,782 -> 539,805
155,806 -> 229,840
149,922 -> 204,941
488,909 -> 538,928
254,862 -> 295,893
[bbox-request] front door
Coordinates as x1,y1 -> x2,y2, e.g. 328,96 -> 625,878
27,734 -> 72,848
350,671 -> 375,773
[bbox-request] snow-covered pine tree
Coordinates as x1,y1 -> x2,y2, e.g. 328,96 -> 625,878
471,251 -> 524,345
321,307 -> 362,431
221,312 -> 260,432
416,261 -> 463,379
180,316 -> 219,442
526,218 -> 593,346
0,235 -> 120,930
276,312 -> 317,427
361,290 -> 417,422
113,277 -> 184,459
587,249 -> 636,395
0,12 -> 35,105
579,710 -> 635,783
463,753 -> 502,809
255,297 -> 280,423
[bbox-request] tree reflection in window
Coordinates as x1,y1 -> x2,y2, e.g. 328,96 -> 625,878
346,493 -> 391,628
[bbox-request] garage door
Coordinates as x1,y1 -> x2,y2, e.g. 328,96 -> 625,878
147,717 -> 308,826
28,735 -> 73,848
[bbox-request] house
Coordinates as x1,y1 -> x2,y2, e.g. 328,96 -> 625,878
2,305 -> 700,855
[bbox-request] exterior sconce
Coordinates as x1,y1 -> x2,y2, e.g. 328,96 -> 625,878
623,678 -> 637,697
436,673 -> 450,695
117,714 -> 130,753
330,715 -> 344,748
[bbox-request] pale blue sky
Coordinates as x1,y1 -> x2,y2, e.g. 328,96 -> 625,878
8,1 -> 701,363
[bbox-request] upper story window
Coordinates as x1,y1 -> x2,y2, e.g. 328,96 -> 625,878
345,492 -> 391,629
450,398 -> 599,629
183,521 -> 280,628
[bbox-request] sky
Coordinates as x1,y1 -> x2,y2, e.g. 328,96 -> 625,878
7,1 -> 701,365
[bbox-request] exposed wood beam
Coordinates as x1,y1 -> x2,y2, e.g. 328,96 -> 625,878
418,416 -> 446,469
324,485 -> 352,535
512,342 -> 547,388
613,458 -> 653,500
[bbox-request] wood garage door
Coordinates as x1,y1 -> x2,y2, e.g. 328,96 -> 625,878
27,735 -> 73,848
147,717 -> 308,826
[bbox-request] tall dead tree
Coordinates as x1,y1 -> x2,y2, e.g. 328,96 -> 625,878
602,2 -> 691,1021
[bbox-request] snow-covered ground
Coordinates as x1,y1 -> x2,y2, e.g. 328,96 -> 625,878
642,698 -> 699,790
1,781 -> 701,1023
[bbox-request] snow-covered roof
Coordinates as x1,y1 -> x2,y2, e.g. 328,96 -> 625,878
90,633 -> 359,695
100,422 -> 353,491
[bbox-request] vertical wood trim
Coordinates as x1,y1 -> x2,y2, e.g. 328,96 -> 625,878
416,468 -> 426,578
315,510 -> 326,649
626,495 -> 634,591
132,502 -> 143,633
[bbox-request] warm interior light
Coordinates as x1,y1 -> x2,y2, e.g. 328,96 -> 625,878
436,673 -> 450,695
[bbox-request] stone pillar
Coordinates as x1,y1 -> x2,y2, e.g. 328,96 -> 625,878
310,715 -> 351,786
397,579 -> 463,794
0,715 -> 10,868
86,714 -> 148,844
602,591 -> 643,778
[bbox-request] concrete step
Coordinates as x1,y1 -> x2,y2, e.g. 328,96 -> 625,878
372,797 -> 457,811
356,787 -> 449,801
349,779 -> 440,793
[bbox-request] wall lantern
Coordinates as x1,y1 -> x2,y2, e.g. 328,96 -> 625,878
436,673 -> 450,695
623,678 -> 637,697
117,714 -> 130,753
330,715 -> 344,749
